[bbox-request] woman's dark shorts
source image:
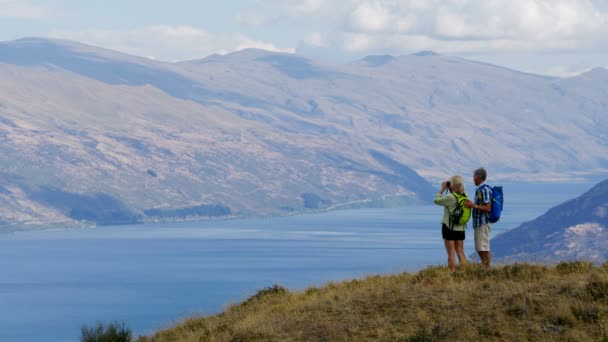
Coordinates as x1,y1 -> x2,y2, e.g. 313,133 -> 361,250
442,224 -> 465,241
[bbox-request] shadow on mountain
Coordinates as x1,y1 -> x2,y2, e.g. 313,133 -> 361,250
369,150 -> 436,203
27,186 -> 142,225
256,55 -> 337,79
0,38 -> 267,109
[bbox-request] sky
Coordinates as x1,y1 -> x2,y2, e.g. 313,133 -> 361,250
1,0 -> 608,76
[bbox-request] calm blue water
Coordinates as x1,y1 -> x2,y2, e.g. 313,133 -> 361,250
0,182 -> 594,341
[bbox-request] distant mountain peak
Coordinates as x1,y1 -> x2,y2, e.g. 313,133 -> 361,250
10,36 -> 65,44
359,55 -> 397,67
412,50 -> 440,57
222,48 -> 294,61
178,53 -> 223,65
180,48 -> 296,65
1,36 -> 153,65
3,37 -> 75,50
4,36 -> 111,52
578,67 -> 608,79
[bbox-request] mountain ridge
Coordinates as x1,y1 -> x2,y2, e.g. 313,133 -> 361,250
1,37 -> 608,229
493,179 -> 608,262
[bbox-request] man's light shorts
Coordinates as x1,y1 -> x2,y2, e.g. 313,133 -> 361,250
474,224 -> 491,252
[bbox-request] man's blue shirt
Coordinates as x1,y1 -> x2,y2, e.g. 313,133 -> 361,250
473,183 -> 492,228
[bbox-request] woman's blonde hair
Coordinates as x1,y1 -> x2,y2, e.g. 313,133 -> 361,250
449,175 -> 465,194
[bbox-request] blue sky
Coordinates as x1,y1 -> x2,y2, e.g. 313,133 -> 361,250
2,0 -> 608,76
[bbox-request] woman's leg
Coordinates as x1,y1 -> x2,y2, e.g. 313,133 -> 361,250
455,240 -> 467,269
443,239 -> 456,272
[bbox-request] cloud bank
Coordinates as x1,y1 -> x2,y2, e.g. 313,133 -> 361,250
35,0 -> 607,75
289,0 -> 608,54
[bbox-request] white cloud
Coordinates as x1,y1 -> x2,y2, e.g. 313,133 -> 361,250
344,0 -> 608,39
342,33 -> 372,52
303,32 -> 328,48
0,0 -> 51,19
348,2 -> 392,33
265,0 -> 608,55
293,0 -> 325,14
339,33 -> 589,55
263,0 -> 326,14
234,33 -> 295,53
346,1 -> 419,34
49,26 -> 295,62
235,10 -> 268,27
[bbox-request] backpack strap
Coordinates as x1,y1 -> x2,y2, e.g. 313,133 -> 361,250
476,184 -> 491,201
477,184 -> 492,219
446,193 -> 457,230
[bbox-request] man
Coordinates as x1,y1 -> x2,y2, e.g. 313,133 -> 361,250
464,167 -> 492,268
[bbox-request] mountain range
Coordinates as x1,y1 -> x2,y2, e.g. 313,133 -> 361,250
493,179 -> 608,262
0,37 -> 607,229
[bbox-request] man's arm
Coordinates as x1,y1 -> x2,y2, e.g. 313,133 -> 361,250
464,186 -> 492,211
472,202 -> 491,212
464,200 -> 491,211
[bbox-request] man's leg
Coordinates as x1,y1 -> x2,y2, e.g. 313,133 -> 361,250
475,224 -> 491,268
478,251 -> 491,268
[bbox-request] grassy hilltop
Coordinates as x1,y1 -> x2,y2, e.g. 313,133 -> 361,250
137,262 -> 608,341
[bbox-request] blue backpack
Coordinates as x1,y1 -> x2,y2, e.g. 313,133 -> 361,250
481,184 -> 503,223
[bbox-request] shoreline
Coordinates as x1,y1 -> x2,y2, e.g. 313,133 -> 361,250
1,180 -> 597,234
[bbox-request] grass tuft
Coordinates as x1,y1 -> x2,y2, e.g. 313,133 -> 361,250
586,272 -> 608,302
556,261 -> 595,275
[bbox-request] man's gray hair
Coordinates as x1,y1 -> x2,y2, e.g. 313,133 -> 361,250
474,167 -> 487,181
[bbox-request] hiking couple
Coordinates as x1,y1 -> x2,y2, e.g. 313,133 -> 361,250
433,168 -> 493,272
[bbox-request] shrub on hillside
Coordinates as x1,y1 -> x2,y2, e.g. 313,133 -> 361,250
80,321 -> 132,342
241,284 -> 290,307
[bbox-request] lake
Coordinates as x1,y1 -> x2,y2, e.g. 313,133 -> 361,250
0,182 -> 594,341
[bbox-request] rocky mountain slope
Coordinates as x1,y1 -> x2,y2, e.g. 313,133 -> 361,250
493,180 -> 608,262
0,37 -> 607,229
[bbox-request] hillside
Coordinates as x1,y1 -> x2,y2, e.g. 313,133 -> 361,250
493,180 -> 608,262
137,262 -> 608,341
0,38 -> 437,229
1,37 -> 608,229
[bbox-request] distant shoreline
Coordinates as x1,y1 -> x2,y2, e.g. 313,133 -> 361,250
0,180 -> 599,234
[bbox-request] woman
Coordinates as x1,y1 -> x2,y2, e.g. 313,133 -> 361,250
434,175 -> 468,272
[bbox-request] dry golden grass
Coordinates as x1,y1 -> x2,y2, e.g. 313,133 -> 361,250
137,262 -> 608,342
